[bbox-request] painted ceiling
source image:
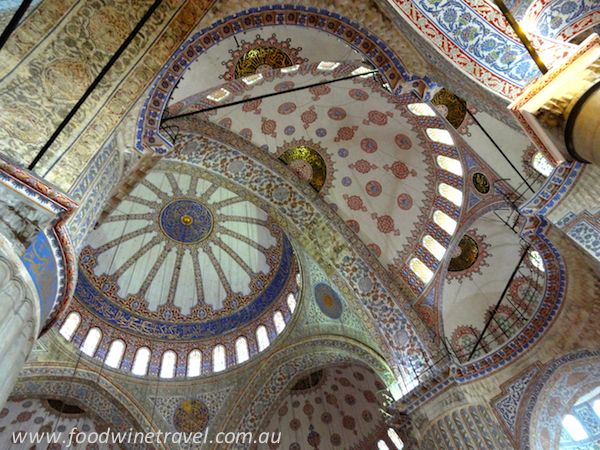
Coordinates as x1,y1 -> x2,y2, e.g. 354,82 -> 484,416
167,63 -> 460,294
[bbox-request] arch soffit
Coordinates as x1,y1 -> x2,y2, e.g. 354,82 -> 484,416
216,335 -> 394,439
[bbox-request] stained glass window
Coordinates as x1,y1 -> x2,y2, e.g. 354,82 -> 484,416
433,210 -> 457,235
423,235 -> 446,261
533,152 -> 553,176
242,73 -> 263,85
105,340 -> 125,369
437,155 -> 463,176
377,441 -> 390,450
59,313 -> 80,341
563,415 -> 589,441
439,183 -> 463,207
81,328 -> 101,357
274,311 -> 285,334
408,103 -> 436,117
207,88 -> 230,102
236,337 -> 249,364
187,350 -> 202,377
213,345 -> 226,372
287,293 -> 297,313
296,273 -> 301,285
409,258 -> 434,283
132,348 -> 151,376
160,350 -> 176,378
351,66 -> 373,78
317,61 -> 340,71
529,250 -> 545,272
426,128 -> 454,146
388,429 -> 404,450
257,326 -> 270,352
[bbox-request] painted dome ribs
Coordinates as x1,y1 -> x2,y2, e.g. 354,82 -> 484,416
201,243 -> 233,296
102,212 -> 155,223
164,172 -> 182,196
210,196 -> 245,210
189,247 -> 205,304
211,236 -> 255,279
137,244 -> 171,297
199,183 -> 220,202
141,179 -> 170,201
112,236 -> 160,279
216,215 -> 269,229
96,224 -> 155,254
217,226 -> 268,253
127,195 -> 161,210
188,174 -> 199,197
166,248 -> 185,305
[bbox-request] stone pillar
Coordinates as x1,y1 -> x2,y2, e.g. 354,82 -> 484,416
0,236 -> 40,408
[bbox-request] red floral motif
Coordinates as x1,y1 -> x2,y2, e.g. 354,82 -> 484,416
303,403 -> 314,417
360,138 -> 377,153
343,194 -> 367,212
0,408 -> 8,419
334,126 -> 358,142
363,110 -> 393,126
261,117 -> 277,137
342,415 -> 356,430
395,133 -> 412,149
219,118 -> 232,129
397,193 -> 413,210
274,81 -> 295,92
277,102 -> 296,115
239,128 -> 252,140
327,107 -> 346,120
13,411 -> 35,423
362,410 -> 373,422
349,89 -> 369,101
301,106 -> 317,129
365,180 -> 382,197
242,96 -> 262,114
349,160 -> 377,174
371,213 -> 400,235
367,243 -> 381,257
309,84 -> 330,100
384,161 -> 416,180
363,390 -> 377,403
346,220 -> 360,233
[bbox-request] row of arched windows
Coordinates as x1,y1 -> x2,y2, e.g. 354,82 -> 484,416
407,102 -> 463,285
59,292 -> 298,376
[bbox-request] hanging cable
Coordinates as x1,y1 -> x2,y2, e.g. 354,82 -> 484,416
0,0 -> 33,52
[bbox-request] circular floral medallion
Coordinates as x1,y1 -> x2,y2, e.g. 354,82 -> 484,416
173,399 -> 209,433
314,283 -> 343,319
160,200 -> 213,244
397,193 -> 413,210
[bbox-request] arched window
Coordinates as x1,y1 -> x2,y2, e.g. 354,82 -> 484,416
105,340 -> 125,369
317,61 -> 340,71
132,348 -> 151,376
256,326 -> 270,352
533,152 -> 553,176
388,428 -> 404,450
59,313 -> 80,341
593,399 -> 600,418
160,351 -> 176,378
296,273 -> 301,285
409,258 -> 434,283
529,250 -> 545,272
187,350 -> 202,377
562,414 -> 589,441
207,88 -> 230,102
236,337 -> 249,364
408,103 -> 436,116
377,441 -> 390,450
273,311 -> 285,334
433,210 -> 457,235
81,328 -> 101,357
426,128 -> 454,146
439,183 -> 463,206
423,235 -> 446,260
436,155 -> 463,176
213,345 -> 226,373
287,293 -> 297,313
